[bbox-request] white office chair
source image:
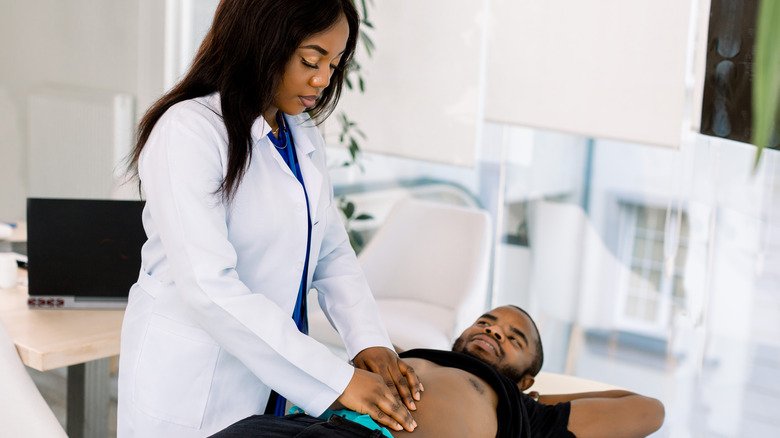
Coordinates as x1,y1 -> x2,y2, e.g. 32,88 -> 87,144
310,197 -> 492,353
0,319 -> 67,437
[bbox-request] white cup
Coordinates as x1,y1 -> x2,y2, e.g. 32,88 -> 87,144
0,223 -> 13,240
0,254 -> 18,289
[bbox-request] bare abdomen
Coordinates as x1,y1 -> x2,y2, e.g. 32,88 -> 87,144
389,362 -> 498,438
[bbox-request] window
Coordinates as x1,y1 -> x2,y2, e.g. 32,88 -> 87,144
164,0 -> 220,89
616,203 -> 689,336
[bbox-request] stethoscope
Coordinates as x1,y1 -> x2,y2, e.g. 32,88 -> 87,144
273,112 -> 302,181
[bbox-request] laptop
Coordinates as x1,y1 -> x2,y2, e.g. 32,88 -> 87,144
26,198 -> 146,309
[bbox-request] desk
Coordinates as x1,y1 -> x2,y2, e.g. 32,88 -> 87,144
0,269 -> 124,438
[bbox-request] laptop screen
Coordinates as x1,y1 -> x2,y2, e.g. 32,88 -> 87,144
26,198 -> 146,308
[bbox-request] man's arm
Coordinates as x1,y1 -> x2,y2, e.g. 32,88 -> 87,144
536,390 -> 664,438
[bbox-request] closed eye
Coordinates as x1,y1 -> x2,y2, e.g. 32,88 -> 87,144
303,59 -> 343,73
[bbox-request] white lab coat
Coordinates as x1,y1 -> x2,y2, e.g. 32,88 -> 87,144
117,93 -> 393,438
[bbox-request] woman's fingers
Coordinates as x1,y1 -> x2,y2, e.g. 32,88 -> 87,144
337,368 -> 417,432
382,358 -> 419,410
398,358 -> 424,402
352,347 -> 423,411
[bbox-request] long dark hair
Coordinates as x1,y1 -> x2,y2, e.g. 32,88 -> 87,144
127,0 -> 359,201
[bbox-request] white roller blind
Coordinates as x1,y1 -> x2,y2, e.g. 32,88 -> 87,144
485,0 -> 692,148
328,0 -> 486,167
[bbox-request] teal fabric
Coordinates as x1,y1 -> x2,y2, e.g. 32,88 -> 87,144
289,406 -> 394,438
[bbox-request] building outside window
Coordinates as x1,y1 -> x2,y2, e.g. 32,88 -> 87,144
616,203 -> 689,337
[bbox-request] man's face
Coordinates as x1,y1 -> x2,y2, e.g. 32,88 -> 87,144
452,306 -> 539,390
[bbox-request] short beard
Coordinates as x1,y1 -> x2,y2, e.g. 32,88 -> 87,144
452,336 -> 527,383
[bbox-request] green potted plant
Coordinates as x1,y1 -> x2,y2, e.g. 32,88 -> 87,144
332,0 -> 375,252
752,0 -> 780,167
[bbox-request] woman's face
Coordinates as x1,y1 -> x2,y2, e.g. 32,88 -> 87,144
272,14 -> 350,117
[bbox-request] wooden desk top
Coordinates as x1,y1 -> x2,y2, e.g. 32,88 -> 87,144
0,270 -> 124,371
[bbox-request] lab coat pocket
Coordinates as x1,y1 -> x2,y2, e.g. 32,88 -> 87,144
135,313 -> 220,428
309,214 -> 325,261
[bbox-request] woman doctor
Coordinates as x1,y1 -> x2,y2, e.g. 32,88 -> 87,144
117,0 -> 421,436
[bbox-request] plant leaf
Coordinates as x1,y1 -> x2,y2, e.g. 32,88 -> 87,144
752,0 -> 780,168
347,231 -> 358,252
349,138 -> 360,157
360,31 -> 374,56
349,230 -> 364,251
355,213 -> 373,221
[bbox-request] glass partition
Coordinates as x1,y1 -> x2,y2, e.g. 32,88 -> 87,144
493,125 -> 779,437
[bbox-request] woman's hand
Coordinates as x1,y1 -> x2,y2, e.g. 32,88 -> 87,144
336,368 -> 417,432
352,347 -> 424,411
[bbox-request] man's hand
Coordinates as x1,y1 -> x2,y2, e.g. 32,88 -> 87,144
336,368 -> 418,432
352,347 -> 424,411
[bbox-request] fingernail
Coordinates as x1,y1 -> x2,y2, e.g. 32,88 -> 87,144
414,391 -> 421,401
409,401 -> 416,410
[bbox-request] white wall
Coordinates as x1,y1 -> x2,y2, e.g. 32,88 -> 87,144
0,0 -> 698,220
503,127 -> 589,203
0,90 -> 25,221
485,0 -> 692,149
0,0 -> 165,221
325,0 -> 487,168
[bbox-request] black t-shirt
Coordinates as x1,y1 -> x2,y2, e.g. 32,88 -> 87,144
520,392 -> 576,438
400,349 -> 575,438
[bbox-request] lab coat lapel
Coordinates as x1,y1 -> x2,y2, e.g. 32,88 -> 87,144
252,115 -> 305,186
285,114 -> 322,224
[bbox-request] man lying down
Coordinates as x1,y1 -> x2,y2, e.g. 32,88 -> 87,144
211,306 -> 665,438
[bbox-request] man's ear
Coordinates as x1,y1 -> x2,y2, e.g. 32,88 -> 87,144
517,374 -> 535,391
